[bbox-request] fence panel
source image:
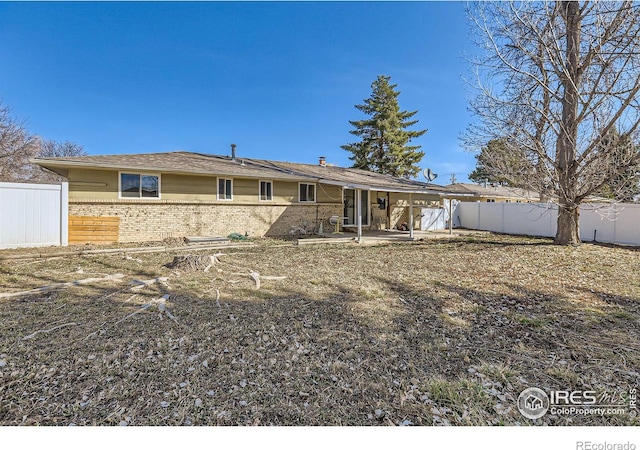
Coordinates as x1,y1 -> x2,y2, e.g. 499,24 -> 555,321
499,203 -> 557,237
457,201 -> 639,245
457,201 -> 479,230
614,204 -> 640,245
477,202 -> 504,232
0,182 -> 68,249
579,204 -> 617,243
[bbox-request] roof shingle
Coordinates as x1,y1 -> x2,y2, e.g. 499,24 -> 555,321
34,151 -> 450,194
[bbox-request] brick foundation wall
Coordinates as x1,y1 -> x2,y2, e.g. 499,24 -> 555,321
69,201 -> 342,242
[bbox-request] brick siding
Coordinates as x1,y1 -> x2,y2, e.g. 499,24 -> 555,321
69,200 -> 342,242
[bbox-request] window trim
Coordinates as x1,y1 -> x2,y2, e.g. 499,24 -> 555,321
298,182 -> 316,203
259,180 -> 274,202
217,177 -> 234,201
118,171 -> 161,200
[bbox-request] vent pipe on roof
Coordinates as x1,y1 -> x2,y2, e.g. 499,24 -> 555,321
231,144 -> 237,161
319,156 -> 326,167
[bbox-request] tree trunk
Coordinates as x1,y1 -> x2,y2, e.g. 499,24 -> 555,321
555,1 -> 582,245
555,204 -> 580,245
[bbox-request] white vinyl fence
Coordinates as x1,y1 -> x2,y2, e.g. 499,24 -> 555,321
457,201 -> 640,246
0,182 -> 68,249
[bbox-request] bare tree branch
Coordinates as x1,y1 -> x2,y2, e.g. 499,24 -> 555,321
465,1 -> 640,244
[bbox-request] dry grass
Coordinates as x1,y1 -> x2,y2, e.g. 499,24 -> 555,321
0,234 -> 639,426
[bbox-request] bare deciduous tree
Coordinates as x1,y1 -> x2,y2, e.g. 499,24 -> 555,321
0,100 -> 87,182
0,102 -> 39,182
465,1 -> 640,245
32,139 -> 87,182
38,140 -> 87,159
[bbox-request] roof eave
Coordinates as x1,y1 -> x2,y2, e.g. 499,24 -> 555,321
31,158 -> 315,182
317,178 -> 455,195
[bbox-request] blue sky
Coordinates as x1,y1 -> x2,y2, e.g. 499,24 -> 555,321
0,1 -> 477,183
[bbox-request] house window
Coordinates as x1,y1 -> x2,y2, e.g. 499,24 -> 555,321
486,199 -> 495,202
259,180 -> 273,201
218,178 -> 233,201
120,173 -> 159,198
299,183 -> 316,202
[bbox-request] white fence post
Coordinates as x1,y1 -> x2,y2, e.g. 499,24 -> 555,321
60,182 -> 69,246
613,203 -> 617,244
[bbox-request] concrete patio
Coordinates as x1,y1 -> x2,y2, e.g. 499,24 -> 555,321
295,228 -> 487,245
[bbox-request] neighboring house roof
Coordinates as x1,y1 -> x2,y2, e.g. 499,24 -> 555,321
33,151 -> 459,195
444,183 -> 540,201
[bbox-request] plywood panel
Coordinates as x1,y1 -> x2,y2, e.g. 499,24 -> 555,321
69,215 -> 119,244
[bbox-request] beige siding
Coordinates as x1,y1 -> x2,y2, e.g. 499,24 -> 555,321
225,177 -> 269,203
68,169 -> 118,199
273,180 -> 297,203
315,183 -> 343,204
66,169 -> 440,215
162,174 -> 216,201
67,168 -> 344,205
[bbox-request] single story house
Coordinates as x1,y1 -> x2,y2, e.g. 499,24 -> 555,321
444,183 -> 540,203
33,149 -> 459,244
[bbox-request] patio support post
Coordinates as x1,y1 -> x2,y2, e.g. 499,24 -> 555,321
409,193 -> 414,239
356,188 -> 362,243
449,198 -> 453,235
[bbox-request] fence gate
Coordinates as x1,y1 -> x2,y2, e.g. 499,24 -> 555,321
0,182 -> 69,249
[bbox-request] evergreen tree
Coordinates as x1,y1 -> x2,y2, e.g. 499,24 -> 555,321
468,139 -> 528,186
592,130 -> 640,202
341,75 -> 426,178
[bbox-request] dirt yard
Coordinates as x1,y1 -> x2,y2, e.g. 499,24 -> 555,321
0,234 -> 638,426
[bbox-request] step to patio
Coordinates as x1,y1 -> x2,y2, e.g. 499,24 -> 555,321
296,236 -> 357,245
185,236 -> 231,244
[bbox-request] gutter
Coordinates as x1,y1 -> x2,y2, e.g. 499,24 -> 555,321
317,178 -> 471,196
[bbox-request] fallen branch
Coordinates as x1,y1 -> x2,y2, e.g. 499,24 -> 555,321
0,274 -> 126,300
114,303 -> 153,325
260,276 -> 288,281
120,293 -> 138,307
114,294 -> 173,326
22,322 -> 77,341
129,277 -> 169,291
228,271 -> 287,290
156,295 -> 178,323
249,271 -> 261,290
